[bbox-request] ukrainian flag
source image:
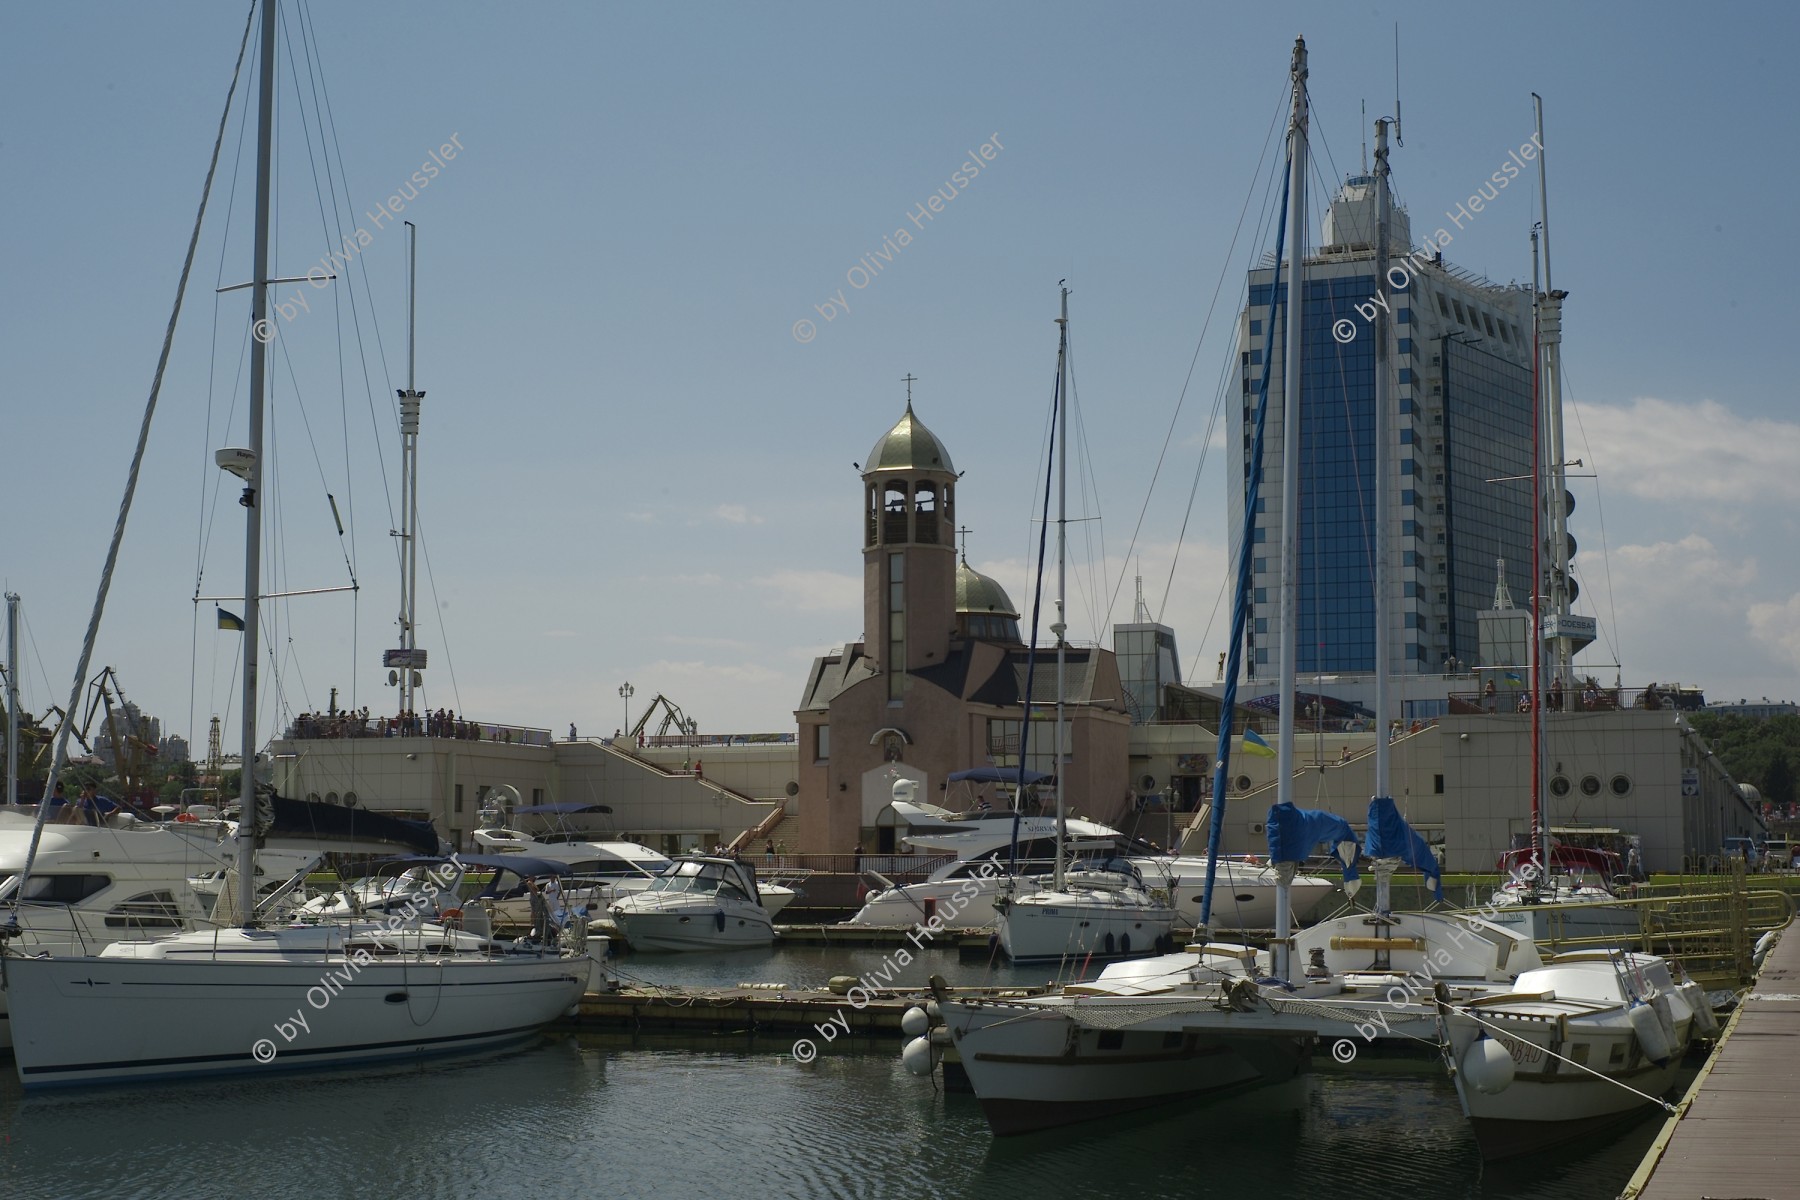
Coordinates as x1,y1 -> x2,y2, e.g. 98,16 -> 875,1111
1503,671 -> 1525,686
217,607 -> 246,631
1242,728 -> 1277,758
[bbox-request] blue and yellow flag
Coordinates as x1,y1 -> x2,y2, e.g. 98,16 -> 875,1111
1242,728 -> 1277,758
217,607 -> 246,631
1503,671 -> 1524,686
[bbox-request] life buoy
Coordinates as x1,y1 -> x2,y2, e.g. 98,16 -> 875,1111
439,908 -> 463,925
176,812 -> 198,823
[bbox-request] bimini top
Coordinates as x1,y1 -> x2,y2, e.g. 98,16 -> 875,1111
865,403 -> 955,475
955,560 -> 1018,618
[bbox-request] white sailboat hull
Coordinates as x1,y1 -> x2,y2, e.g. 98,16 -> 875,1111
845,876 -> 1025,928
943,999 -> 1308,1135
5,948 -> 585,1088
997,893 -> 1177,962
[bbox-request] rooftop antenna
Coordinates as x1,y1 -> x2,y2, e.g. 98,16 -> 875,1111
1361,100 -> 1368,174
1393,22 -> 1404,146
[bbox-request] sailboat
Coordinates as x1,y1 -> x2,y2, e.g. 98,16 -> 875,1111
2,1 -> 588,1088
993,288 -> 1176,963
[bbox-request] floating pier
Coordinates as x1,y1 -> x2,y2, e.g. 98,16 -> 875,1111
561,981 -> 1040,1034
1624,928 -> 1800,1198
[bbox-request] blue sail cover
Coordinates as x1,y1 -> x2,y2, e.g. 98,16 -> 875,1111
1364,795 -> 1444,901
1265,801 -> 1359,882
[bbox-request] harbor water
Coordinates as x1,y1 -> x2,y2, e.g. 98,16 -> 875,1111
0,945 -> 1678,1200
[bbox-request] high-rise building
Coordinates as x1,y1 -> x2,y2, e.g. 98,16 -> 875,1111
1231,173 -> 1539,678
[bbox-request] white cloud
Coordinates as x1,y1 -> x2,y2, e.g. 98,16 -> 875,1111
715,503 -> 764,525
1576,396 -> 1800,506
1749,593 -> 1800,673
752,569 -> 860,614
1609,535 -> 1757,611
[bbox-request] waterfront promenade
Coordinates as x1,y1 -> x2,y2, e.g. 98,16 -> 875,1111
1628,926 -> 1800,1198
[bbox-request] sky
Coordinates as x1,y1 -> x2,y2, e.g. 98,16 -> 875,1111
3,1 -> 1797,756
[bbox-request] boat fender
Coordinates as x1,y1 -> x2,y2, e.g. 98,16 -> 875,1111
901,1035 -> 934,1077
1103,932 -> 1116,956
827,975 -> 860,996
1462,1035 -> 1515,1094
901,1006 -> 930,1038
714,910 -> 727,933
1629,998 -> 1674,1067
1680,981 -> 1720,1037
1121,932 -> 1131,956
1755,931 -> 1777,967
1650,991 -> 1679,1049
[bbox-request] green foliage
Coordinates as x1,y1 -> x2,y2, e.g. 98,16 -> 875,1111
1689,713 -> 1800,804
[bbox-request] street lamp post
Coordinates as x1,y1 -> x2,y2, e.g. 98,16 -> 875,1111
619,681 -> 634,736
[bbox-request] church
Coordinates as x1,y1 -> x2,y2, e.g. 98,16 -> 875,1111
793,398 -> 1132,853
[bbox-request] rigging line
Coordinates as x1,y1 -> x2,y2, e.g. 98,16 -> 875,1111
193,61 -> 255,751
1559,366 -> 1623,668
12,0 -> 257,905
411,509 -> 463,715
1107,75 -> 1291,630
291,0 -> 389,570
299,0 -> 400,540
270,315 -> 359,587
1062,332 -> 1106,641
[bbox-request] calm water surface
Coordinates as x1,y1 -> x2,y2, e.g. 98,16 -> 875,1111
0,946 -> 1674,1200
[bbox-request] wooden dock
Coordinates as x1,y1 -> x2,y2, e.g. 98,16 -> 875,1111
1624,928 -> 1800,1199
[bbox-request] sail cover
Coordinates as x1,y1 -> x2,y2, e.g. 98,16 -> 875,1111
258,792 -> 439,857
1265,801 -> 1359,882
1364,795 -> 1444,901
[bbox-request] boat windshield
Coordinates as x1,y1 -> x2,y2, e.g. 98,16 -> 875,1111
645,861 -> 725,895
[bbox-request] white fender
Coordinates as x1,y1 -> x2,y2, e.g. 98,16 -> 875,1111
1461,1034 -> 1515,1095
901,1035 -> 934,1077
901,1006 -> 930,1038
1630,998 -> 1674,1066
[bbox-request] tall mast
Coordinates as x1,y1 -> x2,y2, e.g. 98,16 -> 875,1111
233,0 -> 278,927
1372,117 -> 1393,810
1052,285 -> 1070,892
397,222 -> 425,720
1529,226 -> 1549,879
1273,35 -> 1308,980
1533,94 -> 1572,692
5,593 -> 18,808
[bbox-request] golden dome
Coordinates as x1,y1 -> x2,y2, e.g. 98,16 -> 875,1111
865,403 -> 955,475
956,561 -> 1018,617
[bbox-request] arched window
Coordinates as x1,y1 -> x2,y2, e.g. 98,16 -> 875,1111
883,482 -> 909,544
914,482 -> 938,544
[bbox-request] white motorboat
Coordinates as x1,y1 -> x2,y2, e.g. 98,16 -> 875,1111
1437,950 -> 1708,1159
846,800 -> 1335,930
608,856 -> 777,951
844,803 -> 1120,929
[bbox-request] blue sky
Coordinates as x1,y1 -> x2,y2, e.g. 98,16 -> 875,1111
4,1 -> 1796,753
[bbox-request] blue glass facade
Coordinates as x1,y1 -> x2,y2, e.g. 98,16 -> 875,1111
1443,337 -> 1534,663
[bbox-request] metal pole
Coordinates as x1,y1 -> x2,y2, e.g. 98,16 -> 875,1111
235,0 -> 278,927
5,593 -> 17,807
1372,117 -> 1393,802
1052,286 -> 1070,893
1533,94 -> 1572,690
1274,35 -> 1309,982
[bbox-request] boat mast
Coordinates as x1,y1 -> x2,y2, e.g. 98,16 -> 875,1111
397,222 -> 424,720
233,0 -> 278,928
5,592 -> 17,808
1529,225 -> 1548,881
1533,94 -> 1572,693
1273,35 -> 1308,980
1371,115 -> 1395,913
1052,285 -> 1070,893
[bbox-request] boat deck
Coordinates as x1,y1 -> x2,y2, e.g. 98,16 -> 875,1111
1627,927 -> 1800,1198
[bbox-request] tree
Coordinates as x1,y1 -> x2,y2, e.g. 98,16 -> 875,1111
1766,752 -> 1797,811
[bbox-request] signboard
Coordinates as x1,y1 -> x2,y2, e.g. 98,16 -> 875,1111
1543,614 -> 1597,642
1681,767 -> 1700,798
383,648 -> 428,669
